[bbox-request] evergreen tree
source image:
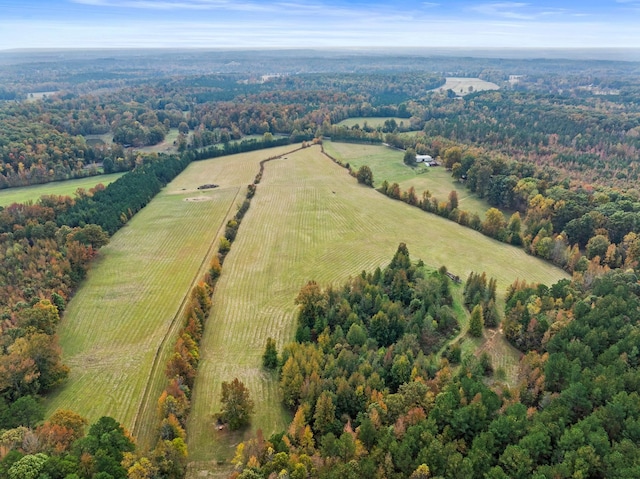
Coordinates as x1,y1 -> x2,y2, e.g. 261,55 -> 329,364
469,305 -> 485,337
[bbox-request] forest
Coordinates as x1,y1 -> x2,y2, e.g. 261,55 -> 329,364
1,49 -> 640,478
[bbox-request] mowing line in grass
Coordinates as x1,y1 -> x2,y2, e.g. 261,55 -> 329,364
185,145 -> 568,477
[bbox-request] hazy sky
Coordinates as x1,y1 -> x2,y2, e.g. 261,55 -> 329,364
0,0 -> 638,50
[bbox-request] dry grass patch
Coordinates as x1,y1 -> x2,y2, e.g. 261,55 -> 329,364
431,77 -> 500,96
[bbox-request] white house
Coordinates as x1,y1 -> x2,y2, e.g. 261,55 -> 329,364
415,155 -> 433,163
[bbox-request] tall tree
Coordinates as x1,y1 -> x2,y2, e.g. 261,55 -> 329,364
469,305 -> 485,338
220,378 -> 255,430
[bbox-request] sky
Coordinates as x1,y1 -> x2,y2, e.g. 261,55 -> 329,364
0,0 -> 639,51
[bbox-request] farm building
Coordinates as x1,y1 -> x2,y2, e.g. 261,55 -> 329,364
416,155 -> 438,166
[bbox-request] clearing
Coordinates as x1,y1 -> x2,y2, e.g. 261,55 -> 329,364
0,173 -> 125,207
323,141 -> 492,218
337,117 -> 416,130
44,145 -> 296,450
431,77 -> 500,96
186,144 -> 568,477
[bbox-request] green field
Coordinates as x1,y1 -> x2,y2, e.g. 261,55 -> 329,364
186,145 -> 568,477
136,128 -> 181,154
337,117 -> 415,129
0,173 -> 125,207
45,145 -> 297,450
324,141 -> 492,218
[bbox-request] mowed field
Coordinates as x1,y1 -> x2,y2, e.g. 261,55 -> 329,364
324,141 -> 491,218
0,173 -> 124,207
431,77 -> 500,96
186,145 -> 568,477
45,145 -> 296,450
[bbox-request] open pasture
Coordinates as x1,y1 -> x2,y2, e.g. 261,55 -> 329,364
324,141 -> 491,218
45,145 -> 296,450
431,77 -> 500,96
0,172 -> 124,207
186,145 -> 568,475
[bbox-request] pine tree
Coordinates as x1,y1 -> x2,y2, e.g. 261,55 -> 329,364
469,304 -> 485,338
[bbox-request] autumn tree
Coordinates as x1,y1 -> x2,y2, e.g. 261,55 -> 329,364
448,190 -> 459,211
482,207 -> 507,241
220,378 -> 255,430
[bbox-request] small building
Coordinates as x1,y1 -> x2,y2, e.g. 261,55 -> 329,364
416,155 -> 438,166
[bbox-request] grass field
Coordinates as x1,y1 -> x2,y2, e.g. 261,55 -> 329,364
323,141 -> 492,218
44,145 -> 297,451
186,145 -> 568,477
0,173 -> 125,207
136,128 -> 181,154
431,77 -> 500,96
336,117 -> 415,129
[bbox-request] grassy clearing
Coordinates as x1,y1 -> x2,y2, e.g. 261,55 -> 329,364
45,145 -> 295,450
83,132 -> 114,147
186,145 -> 568,477
136,128 -> 181,154
336,117 -> 414,129
323,141 -> 492,218
431,77 -> 500,96
0,173 -> 125,207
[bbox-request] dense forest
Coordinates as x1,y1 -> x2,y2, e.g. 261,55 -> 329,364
231,246 -> 640,479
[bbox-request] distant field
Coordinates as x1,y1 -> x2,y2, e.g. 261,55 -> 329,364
0,173 -> 125,207
431,77 -> 500,96
324,141 -> 491,218
337,117 -> 415,129
136,128 -> 181,154
84,132 -> 113,147
45,145 -> 296,450
186,145 -> 568,477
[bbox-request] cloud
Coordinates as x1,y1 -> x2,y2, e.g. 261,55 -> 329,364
72,0 -> 281,12
471,2 -> 534,20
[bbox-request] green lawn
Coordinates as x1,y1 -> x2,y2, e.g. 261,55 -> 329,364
0,173 -> 125,207
324,140 -> 493,218
44,145 -> 297,451
186,145 -> 568,477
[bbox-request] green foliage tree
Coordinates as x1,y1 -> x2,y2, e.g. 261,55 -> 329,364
356,165 -> 374,187
262,337 -> 279,370
469,304 -> 485,337
404,148 -> 417,166
220,378 -> 255,430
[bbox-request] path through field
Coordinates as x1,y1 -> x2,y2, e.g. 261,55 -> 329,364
186,145 -> 568,477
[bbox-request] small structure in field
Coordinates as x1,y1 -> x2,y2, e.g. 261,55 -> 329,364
416,155 -> 438,166
445,271 -> 462,284
197,183 -> 219,190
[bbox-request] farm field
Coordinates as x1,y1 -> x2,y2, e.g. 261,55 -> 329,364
324,140 -> 492,218
0,172 -> 125,206
186,144 -> 568,477
431,77 -> 500,96
337,116 -> 415,130
44,145 -> 296,450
